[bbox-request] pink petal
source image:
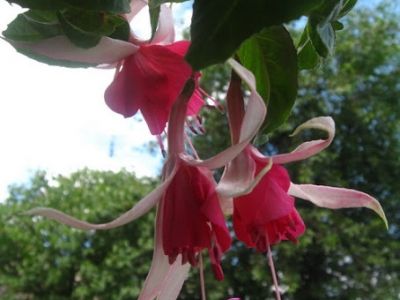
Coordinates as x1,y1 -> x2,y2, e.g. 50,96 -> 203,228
105,43 -> 194,135
269,117 -> 335,164
288,183 -> 388,228
164,40 -> 190,56
8,36 -> 138,65
24,165 -> 178,230
182,59 -> 266,169
151,5 -> 175,45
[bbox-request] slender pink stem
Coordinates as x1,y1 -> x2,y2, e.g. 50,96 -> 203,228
199,253 -> 207,300
266,235 -> 281,300
156,134 -> 166,158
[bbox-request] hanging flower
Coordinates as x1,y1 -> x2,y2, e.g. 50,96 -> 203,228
6,3 -> 203,135
217,61 -> 388,253
104,40 -> 203,135
233,148 -> 305,252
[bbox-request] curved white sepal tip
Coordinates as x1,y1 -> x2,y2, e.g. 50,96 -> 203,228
271,116 -> 335,164
289,183 -> 388,229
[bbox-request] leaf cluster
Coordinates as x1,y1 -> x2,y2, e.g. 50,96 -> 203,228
3,0 -> 130,49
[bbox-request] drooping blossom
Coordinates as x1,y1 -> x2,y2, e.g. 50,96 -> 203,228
105,40 -> 203,135
24,61 -> 267,299
6,3 -> 203,135
161,159 -> 231,280
233,149 -> 305,252
217,61 -> 387,254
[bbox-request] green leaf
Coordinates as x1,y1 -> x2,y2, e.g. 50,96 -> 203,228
298,39 -> 320,69
3,13 -> 61,42
237,26 -> 298,133
7,0 -> 132,13
308,17 -> 335,57
338,0 -> 358,18
332,20 -> 344,30
307,0 -> 349,57
57,9 -> 128,49
186,0 -> 323,70
57,10 -> 102,48
148,4 -> 161,40
297,27 -> 320,69
107,16 -> 130,42
23,10 -> 59,24
64,0 -> 132,13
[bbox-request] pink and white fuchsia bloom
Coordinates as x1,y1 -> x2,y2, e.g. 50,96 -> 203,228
25,59 -> 387,299
7,2 -> 203,136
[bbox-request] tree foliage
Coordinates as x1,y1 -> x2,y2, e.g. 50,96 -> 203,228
0,170 -> 156,300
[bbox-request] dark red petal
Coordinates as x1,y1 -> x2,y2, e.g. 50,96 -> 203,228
162,163 -> 211,257
162,161 -> 230,279
105,42 -> 197,135
233,156 -> 305,251
234,164 -> 294,226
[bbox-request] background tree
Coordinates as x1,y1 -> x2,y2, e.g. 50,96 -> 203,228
0,170 -> 156,300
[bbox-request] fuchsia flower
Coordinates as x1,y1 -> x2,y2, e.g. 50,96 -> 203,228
233,148 -> 305,251
7,3 -> 203,135
104,40 -> 203,135
161,159 -> 231,280
217,60 -> 388,254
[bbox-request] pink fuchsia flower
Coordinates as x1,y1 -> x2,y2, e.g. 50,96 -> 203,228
104,40 -> 203,135
24,61 -> 267,299
5,4 -> 203,135
217,63 -> 388,252
233,151 -> 305,252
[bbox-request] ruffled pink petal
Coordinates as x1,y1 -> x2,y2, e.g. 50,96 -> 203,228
24,165 -> 178,230
8,36 -> 138,65
105,43 -> 194,135
270,117 -> 335,164
288,183 -> 388,228
182,59 -> 266,169
151,5 -> 175,45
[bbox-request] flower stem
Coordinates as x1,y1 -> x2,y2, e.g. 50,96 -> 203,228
266,236 -> 281,300
199,253 -> 207,300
